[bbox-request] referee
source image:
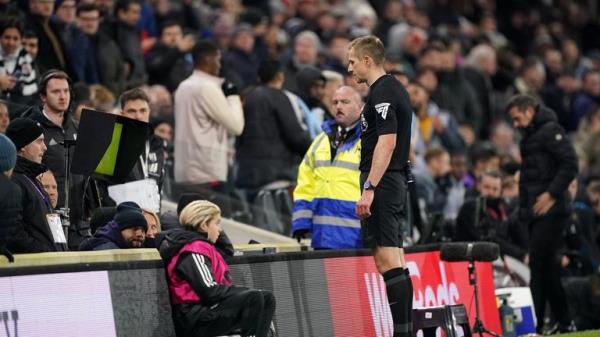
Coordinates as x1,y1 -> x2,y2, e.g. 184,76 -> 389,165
349,36 -> 414,337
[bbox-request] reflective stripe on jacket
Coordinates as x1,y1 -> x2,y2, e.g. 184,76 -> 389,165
292,120 -> 362,249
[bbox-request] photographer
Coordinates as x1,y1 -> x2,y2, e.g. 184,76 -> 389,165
455,170 -> 528,262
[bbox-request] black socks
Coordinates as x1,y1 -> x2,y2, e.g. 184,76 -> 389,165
383,267 -> 414,337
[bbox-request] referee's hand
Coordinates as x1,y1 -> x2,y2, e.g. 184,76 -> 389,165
356,190 -> 374,219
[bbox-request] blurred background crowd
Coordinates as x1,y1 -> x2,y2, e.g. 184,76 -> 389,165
2,0 -> 600,332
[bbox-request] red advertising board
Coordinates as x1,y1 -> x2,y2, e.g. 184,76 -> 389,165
325,250 -> 501,337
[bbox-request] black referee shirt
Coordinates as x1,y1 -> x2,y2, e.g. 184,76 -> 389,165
359,74 -> 412,172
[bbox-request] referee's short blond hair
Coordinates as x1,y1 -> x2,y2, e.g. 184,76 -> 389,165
348,35 -> 385,65
179,200 -> 221,231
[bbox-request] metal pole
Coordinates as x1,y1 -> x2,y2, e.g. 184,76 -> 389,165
61,140 -> 73,246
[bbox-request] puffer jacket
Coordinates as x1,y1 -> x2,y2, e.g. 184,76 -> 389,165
518,105 -> 578,222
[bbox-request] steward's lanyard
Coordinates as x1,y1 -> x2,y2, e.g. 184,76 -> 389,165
24,175 -> 52,210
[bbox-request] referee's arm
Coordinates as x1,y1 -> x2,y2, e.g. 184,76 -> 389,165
356,134 -> 395,218
367,134 -> 396,186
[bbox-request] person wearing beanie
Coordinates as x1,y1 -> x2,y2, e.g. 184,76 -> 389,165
0,134 -> 21,261
156,200 -> 276,337
5,118 -> 67,253
79,201 -> 148,251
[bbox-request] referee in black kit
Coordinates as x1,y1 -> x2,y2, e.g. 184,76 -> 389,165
349,36 -> 414,337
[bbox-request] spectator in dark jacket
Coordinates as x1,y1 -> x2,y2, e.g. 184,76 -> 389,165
560,179 -> 599,276
53,0 -> 99,84
507,94 -> 578,333
295,66 -> 330,121
145,21 -> 194,92
282,30 -> 321,93
432,45 -> 483,135
464,44 -> 497,139
325,35 -> 350,75
223,24 -> 259,89
6,118 -> 67,253
413,147 -> 451,215
455,170 -> 529,262
28,70 -> 77,210
571,70 -> 600,131
28,70 -> 89,248
79,201 -> 147,250
102,0 -> 147,89
0,133 -> 20,260
26,0 -> 68,74
157,200 -> 275,337
236,60 -> 311,194
77,3 -> 126,97
119,88 -> 167,191
22,30 -> 39,63
586,181 -> 600,269
541,71 -> 580,132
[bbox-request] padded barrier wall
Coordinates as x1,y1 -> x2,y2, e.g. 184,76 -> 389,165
0,245 -> 501,337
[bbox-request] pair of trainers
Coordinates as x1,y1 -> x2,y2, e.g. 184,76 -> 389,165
543,321 -> 577,335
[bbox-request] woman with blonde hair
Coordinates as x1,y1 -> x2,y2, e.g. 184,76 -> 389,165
157,200 -> 275,337
141,209 -> 161,239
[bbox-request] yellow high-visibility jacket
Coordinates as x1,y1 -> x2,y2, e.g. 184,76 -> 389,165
292,120 -> 362,249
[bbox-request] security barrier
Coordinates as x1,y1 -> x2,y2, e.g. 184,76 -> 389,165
0,245 -> 501,337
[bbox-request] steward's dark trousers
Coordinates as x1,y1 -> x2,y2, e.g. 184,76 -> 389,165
186,289 -> 276,337
528,215 -> 570,332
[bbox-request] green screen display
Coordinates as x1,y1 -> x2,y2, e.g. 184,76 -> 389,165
95,123 -> 123,176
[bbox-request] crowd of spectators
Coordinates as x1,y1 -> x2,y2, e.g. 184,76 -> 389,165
1,0 -> 600,333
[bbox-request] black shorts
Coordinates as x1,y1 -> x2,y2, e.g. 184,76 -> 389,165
360,171 -> 407,248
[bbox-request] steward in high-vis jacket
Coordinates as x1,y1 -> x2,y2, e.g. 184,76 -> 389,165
157,200 -> 275,337
292,86 -> 364,249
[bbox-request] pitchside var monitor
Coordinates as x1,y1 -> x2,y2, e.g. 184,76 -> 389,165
71,108 -> 147,183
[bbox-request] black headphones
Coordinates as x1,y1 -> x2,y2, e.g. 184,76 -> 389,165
39,69 -> 75,114
39,69 -> 73,97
